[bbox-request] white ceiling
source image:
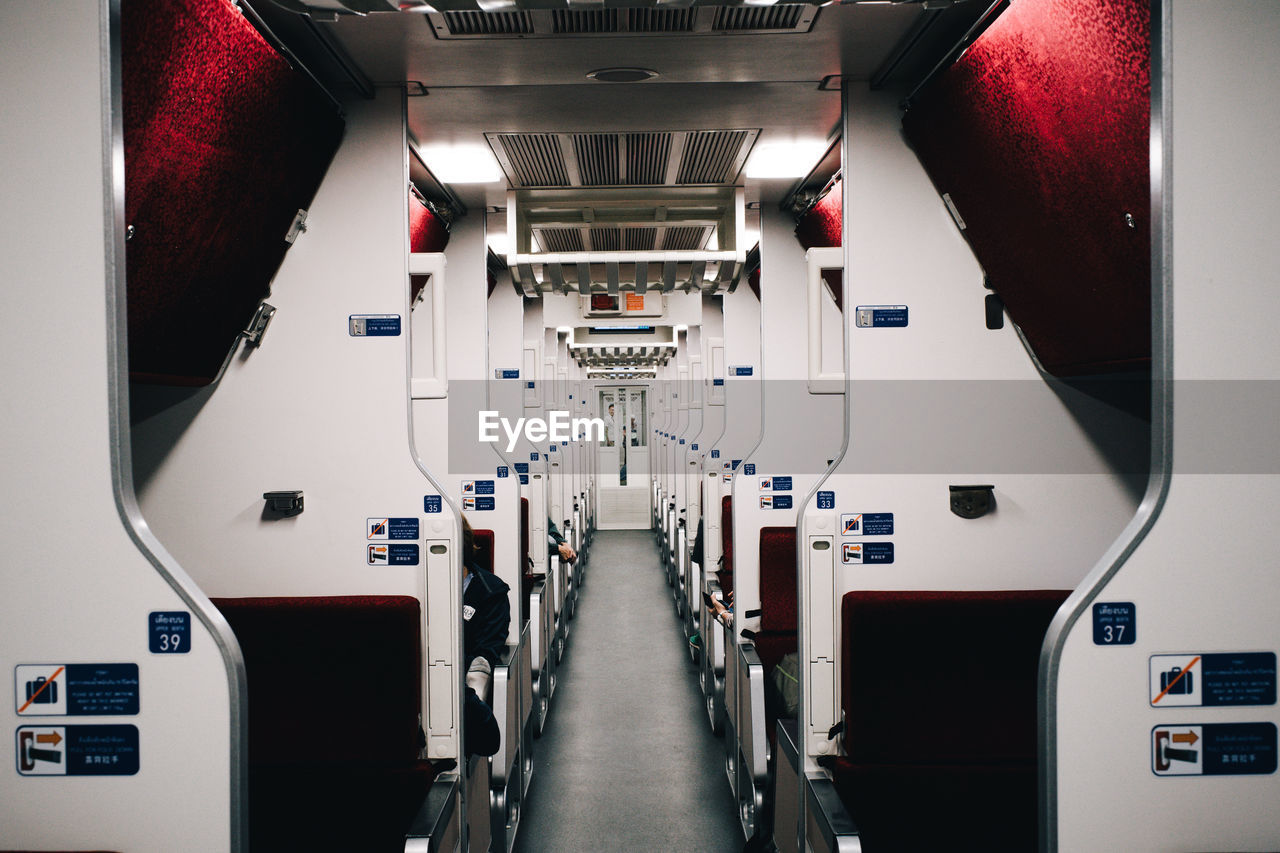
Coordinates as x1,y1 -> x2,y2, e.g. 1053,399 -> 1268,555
324,3 -> 923,206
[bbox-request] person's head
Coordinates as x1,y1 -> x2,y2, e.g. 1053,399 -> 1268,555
608,404 -> 614,414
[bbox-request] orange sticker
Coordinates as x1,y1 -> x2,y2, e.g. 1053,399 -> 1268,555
626,293 -> 645,311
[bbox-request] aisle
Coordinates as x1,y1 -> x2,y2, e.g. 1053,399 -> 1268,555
512,529 -> 743,852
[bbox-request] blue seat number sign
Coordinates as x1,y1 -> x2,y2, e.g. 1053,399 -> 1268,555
424,495 -> 442,513
149,611 -> 191,654
1092,602 -> 1136,645
817,491 -> 835,509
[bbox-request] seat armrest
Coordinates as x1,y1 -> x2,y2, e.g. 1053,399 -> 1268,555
777,718 -> 800,775
528,579 -> 547,672
404,771 -> 459,853
737,641 -> 768,785
490,640 -> 521,786
805,773 -> 861,853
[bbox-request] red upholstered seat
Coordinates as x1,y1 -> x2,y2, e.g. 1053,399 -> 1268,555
520,498 -> 533,622
212,596 -> 434,852
473,528 -> 495,573
755,526 -> 799,743
830,589 -> 1069,852
716,496 -> 734,596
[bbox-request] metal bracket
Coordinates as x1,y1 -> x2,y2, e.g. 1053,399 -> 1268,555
284,208 -> 309,244
263,490 -> 304,516
242,302 -> 276,348
949,484 -> 995,519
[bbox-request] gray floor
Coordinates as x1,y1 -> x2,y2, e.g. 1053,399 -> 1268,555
512,529 -> 743,853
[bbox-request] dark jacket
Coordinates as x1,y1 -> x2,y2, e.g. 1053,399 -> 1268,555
463,562 -> 510,669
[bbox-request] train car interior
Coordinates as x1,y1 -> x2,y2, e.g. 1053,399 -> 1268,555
3,0 -> 1278,851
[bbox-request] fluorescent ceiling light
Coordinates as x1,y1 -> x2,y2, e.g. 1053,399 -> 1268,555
416,143 -> 503,183
745,141 -> 830,179
486,231 -> 510,256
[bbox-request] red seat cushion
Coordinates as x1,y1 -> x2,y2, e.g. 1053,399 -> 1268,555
249,761 -> 437,853
826,760 -> 1036,853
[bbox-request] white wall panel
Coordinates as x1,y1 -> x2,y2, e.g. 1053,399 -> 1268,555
1,2 -> 239,848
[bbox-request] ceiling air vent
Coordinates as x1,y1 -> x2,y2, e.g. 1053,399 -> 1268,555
554,9 -> 618,34
623,228 -> 657,251
711,5 -> 811,32
439,10 -> 533,36
574,134 -> 621,186
487,129 -> 757,188
493,134 -> 570,187
429,5 -> 814,39
626,133 -> 672,185
662,227 -> 709,251
677,130 -> 750,185
535,228 -> 584,253
589,227 -> 622,252
628,8 -> 695,33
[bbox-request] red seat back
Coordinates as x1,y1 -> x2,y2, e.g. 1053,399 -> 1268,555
717,496 -> 734,596
758,527 -> 797,633
840,589 -> 1069,764
212,596 -> 423,765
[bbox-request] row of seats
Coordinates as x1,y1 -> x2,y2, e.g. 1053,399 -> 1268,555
207,495 -> 593,852
672,489 -> 1069,851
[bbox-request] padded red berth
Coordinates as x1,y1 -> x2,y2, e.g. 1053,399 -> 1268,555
902,0 -> 1150,377
123,0 -> 343,385
829,589 -> 1069,852
212,596 -> 435,852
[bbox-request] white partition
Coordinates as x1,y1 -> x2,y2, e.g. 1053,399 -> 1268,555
131,92 -> 464,760
792,84 -> 1150,850
1,3 -> 241,848
1046,4 -> 1280,849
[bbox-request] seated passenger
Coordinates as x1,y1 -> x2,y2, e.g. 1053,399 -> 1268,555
547,517 -> 576,563
461,516 -> 510,702
464,686 -> 500,757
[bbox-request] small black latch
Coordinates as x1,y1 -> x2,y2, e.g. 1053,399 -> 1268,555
263,490 -> 304,516
949,485 -> 995,519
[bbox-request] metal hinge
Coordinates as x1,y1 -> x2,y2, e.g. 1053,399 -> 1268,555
942,192 -> 967,231
242,302 -> 276,348
284,209 -> 309,244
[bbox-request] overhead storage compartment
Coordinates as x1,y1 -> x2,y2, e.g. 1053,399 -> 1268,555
124,0 -> 344,384
902,0 -> 1150,377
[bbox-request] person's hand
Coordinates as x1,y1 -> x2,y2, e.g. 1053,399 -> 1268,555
558,542 -> 577,563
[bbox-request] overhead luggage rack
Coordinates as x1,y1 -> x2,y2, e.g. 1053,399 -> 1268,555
570,343 -> 676,368
505,186 -> 747,297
